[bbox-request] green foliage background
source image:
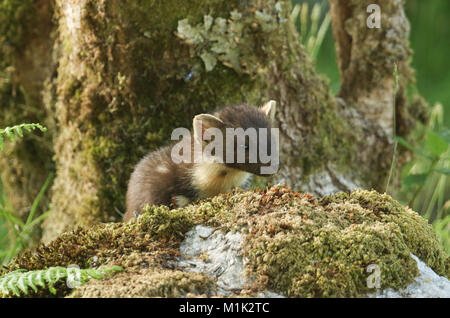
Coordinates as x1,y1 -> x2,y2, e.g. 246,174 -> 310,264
309,0 -> 450,126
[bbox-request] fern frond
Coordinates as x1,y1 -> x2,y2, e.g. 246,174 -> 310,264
0,123 -> 47,151
7,274 -> 20,296
0,266 -> 123,297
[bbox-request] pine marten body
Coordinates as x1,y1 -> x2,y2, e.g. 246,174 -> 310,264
124,101 -> 277,222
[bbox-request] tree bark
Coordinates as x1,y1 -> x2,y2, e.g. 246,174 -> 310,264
0,0 -> 426,242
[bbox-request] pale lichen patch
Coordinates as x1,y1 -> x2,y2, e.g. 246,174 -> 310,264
176,3 -> 286,75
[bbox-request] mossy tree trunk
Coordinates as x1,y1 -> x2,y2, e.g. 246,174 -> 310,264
0,0 -> 426,242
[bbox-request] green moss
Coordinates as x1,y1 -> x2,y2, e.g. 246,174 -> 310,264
218,188 -> 447,297
0,0 -> 33,64
4,187 -> 447,297
322,191 -> 448,276
446,257 -> 450,278
69,269 -> 216,298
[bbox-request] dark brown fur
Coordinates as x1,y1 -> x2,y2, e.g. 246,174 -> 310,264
124,102 -> 276,221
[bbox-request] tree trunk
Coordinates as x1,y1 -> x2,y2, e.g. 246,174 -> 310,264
0,0 -> 426,242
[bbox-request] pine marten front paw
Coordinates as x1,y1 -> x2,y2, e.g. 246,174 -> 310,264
170,195 -> 191,209
170,196 -> 178,209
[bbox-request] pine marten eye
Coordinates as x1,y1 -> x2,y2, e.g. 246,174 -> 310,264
242,136 -> 250,151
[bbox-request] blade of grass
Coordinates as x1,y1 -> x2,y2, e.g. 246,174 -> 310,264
300,3 -> 309,41
311,13 -> 331,60
385,63 -> 399,194
396,137 -> 437,161
26,173 -> 53,225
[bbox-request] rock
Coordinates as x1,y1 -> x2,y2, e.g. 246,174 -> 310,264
373,254 -> 450,298
1,187 -> 449,298
178,225 -> 246,294
178,225 -> 283,297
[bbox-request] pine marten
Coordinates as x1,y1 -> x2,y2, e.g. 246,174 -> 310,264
123,101 -> 278,222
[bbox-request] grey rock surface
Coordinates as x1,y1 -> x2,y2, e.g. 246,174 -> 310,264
178,225 -> 283,297
373,254 -> 450,298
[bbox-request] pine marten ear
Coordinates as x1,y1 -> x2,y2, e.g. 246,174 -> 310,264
193,114 -> 225,143
261,100 -> 276,123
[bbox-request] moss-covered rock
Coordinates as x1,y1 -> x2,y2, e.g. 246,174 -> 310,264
1,187 -> 448,298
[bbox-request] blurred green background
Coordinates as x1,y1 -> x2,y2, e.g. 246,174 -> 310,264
306,0 -> 450,126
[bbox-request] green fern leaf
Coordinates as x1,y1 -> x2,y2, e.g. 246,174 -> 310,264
0,123 -> 47,152
48,284 -> 57,295
34,270 -> 46,288
17,275 -> 29,295
0,270 -> 24,296
0,266 -> 123,296
7,275 -> 20,296
67,267 -> 81,287
44,267 -> 54,284
0,276 -> 9,294
13,126 -> 23,137
26,272 -> 38,293
53,267 -> 65,282
102,265 -> 123,274
4,127 -> 15,142
85,269 -> 104,279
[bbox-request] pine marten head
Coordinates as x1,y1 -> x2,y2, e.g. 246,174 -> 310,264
192,101 -> 278,176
